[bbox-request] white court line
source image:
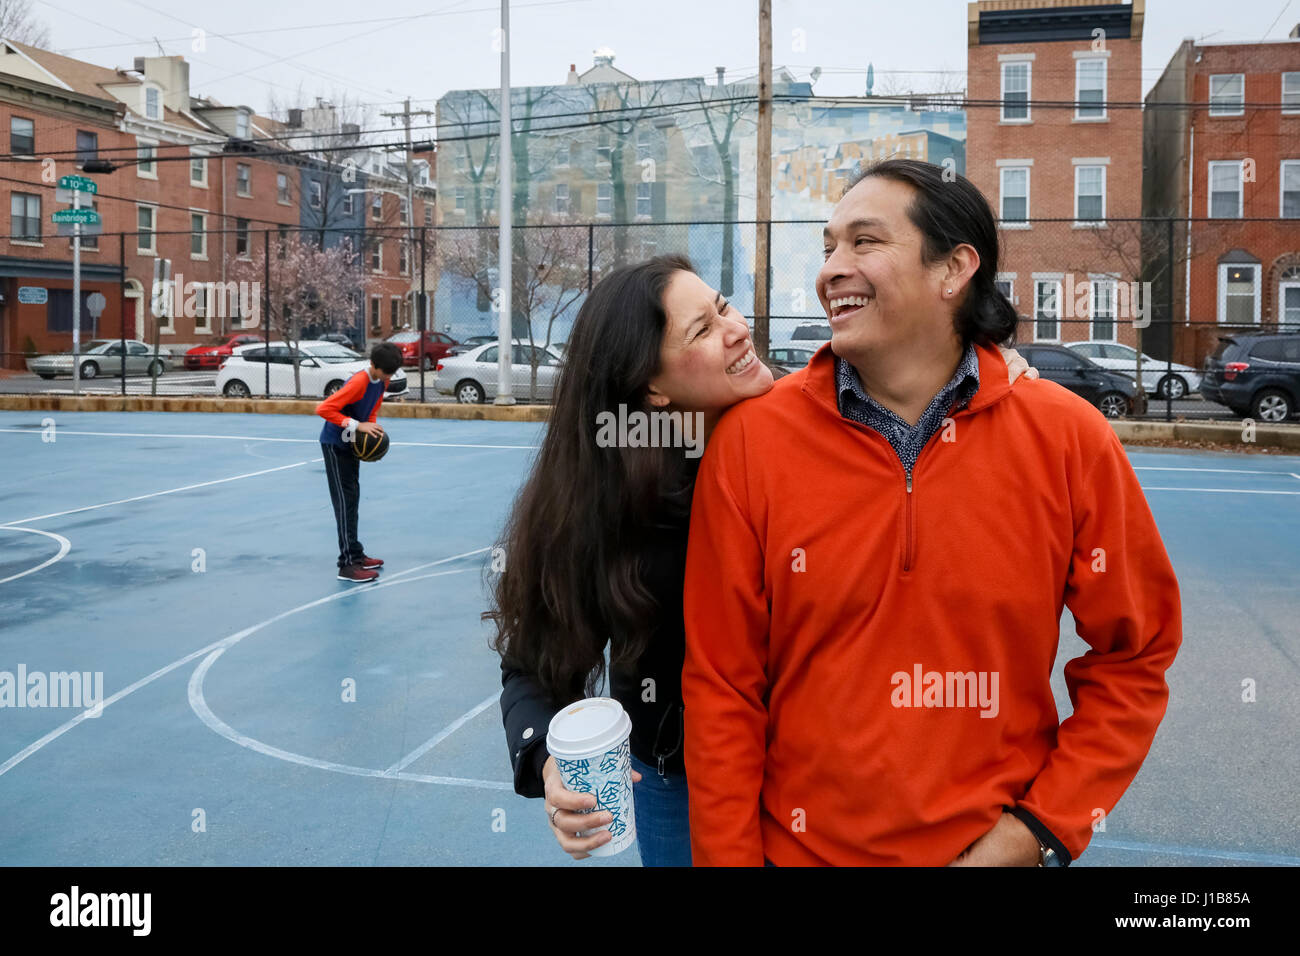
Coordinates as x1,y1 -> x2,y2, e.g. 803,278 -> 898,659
386,693 -> 500,775
0,548 -> 507,792
0,427 -> 537,449
1133,466 -> 1300,476
0,527 -> 71,585
1142,486 -> 1300,495
0,459 -> 320,527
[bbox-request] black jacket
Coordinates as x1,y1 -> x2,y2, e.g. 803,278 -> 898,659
498,509 -> 693,799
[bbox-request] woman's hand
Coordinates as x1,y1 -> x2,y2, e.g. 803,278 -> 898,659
541,755 -> 642,860
999,346 -> 1038,384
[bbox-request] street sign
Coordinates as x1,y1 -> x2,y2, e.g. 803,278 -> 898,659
58,175 -> 97,194
56,221 -> 103,237
17,286 -> 47,305
52,208 -> 101,225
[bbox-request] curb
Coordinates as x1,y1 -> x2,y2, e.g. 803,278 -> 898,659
1,395 -> 1297,449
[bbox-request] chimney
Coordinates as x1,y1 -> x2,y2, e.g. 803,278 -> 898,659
341,122 -> 360,143
139,55 -> 190,114
1290,22 -> 1299,38
286,108 -> 302,128
566,62 -> 579,85
716,66 -> 725,86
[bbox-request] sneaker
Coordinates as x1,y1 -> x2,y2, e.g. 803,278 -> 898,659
360,554 -> 384,569
337,563 -> 380,583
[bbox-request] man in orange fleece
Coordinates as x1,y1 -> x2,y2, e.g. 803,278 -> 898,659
681,160 -> 1181,867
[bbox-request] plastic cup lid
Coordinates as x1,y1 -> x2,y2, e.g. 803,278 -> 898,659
546,697 -> 631,759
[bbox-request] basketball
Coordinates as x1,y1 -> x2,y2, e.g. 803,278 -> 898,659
353,429 -> 390,462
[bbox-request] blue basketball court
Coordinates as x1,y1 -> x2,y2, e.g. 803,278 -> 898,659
1,410 -> 1297,866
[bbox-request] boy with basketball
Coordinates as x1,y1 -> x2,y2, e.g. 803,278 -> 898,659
316,342 -> 402,582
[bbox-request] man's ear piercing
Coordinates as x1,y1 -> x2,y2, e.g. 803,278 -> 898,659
945,288 -> 952,295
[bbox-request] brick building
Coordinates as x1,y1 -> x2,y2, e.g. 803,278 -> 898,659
1144,28 -> 1300,365
966,0 -> 1146,349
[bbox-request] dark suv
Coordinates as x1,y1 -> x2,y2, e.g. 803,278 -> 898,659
1200,333 -> 1300,422
1018,344 -> 1138,418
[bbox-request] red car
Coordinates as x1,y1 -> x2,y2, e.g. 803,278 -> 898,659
184,333 -> 264,370
385,331 -> 459,370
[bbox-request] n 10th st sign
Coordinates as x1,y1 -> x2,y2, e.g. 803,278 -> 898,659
52,208 -> 101,225
57,175 -> 97,194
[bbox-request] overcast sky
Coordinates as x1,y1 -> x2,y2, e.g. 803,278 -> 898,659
33,0 -> 1300,133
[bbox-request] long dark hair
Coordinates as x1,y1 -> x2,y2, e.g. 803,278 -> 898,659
485,254 -> 698,706
846,159 -> 1018,346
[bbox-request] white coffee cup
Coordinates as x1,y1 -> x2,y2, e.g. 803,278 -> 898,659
546,697 -> 636,857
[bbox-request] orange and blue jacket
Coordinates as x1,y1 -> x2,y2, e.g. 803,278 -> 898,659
316,370 -> 384,447
681,341 -> 1182,866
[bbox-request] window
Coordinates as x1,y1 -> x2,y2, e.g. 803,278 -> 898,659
1209,74 -> 1244,116
995,277 -> 1015,306
11,192 -> 40,240
399,197 -> 409,225
236,218 -> 249,258
1281,161 -> 1300,218
1279,267 -> 1300,331
137,204 -> 156,252
73,199 -> 98,249
1001,62 -> 1030,121
390,296 -> 400,331
999,166 -> 1029,222
309,180 -> 322,210
1074,165 -> 1105,223
372,194 -> 383,220
235,111 -> 249,138
1034,279 -> 1060,340
399,241 -> 409,275
137,140 -> 156,178
555,183 -> 569,215
46,290 -> 97,335
277,173 -> 290,204
343,192 -> 355,215
555,142 -> 569,168
1090,279 -> 1116,341
145,86 -> 161,120
193,283 -> 210,333
596,131 -> 612,165
424,204 -> 433,226
597,182 -> 612,217
1208,161 -> 1243,217
636,182 -> 652,217
76,130 -> 98,165
636,130 -> 653,162
1284,73 -> 1300,114
479,346 -> 498,364
277,224 -> 289,259
454,189 -> 465,212
370,297 -> 382,332
190,152 -> 207,186
190,213 -> 206,257
1218,263 -> 1259,324
236,163 -> 251,196
10,116 -> 34,155
1074,58 -> 1106,119
371,240 -> 382,271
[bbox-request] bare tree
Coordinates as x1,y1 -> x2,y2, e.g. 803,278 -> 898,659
0,0 -> 51,47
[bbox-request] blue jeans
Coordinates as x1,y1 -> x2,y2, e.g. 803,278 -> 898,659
630,752 -> 692,867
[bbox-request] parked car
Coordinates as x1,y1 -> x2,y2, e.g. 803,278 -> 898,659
770,322 -> 832,352
1063,340 -> 1202,399
319,331 -> 365,351
1199,333 -> 1300,422
767,347 -> 817,375
1017,344 -> 1138,418
384,330 -> 459,370
446,334 -> 497,357
183,333 -> 264,370
216,340 -> 408,399
433,341 -> 564,403
27,339 -> 174,380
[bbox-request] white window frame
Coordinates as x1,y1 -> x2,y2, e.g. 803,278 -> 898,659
10,191 -> 42,244
424,204 -> 433,226
234,110 -> 250,138
190,151 -> 208,187
343,192 -> 355,215
1280,160 -> 1300,218
1217,263 -> 1260,325
370,296 -> 382,332
1033,277 -> 1062,342
399,197 -> 409,225
555,142 -> 569,168
1279,270 -> 1300,331
309,180 -> 323,210
554,182 -> 569,215
136,203 -> 157,254
1074,164 -> 1106,225
1000,59 -> 1032,123
371,239 -> 383,273
399,240 -> 409,276
372,193 -> 383,221
596,182 -> 612,218
1208,73 -> 1244,117
1208,160 -> 1244,218
636,181 -> 652,218
236,163 -> 251,197
995,272 -> 1017,307
190,212 -> 207,260
235,218 -> 250,259
998,164 -> 1030,226
192,283 -> 212,335
1284,73 -> 1300,115
454,189 -> 465,213
1074,56 -> 1107,120
1089,277 -> 1118,342
144,85 -> 162,121
136,139 -> 157,179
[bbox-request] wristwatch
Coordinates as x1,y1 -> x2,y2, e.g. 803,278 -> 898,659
1034,836 -> 1061,867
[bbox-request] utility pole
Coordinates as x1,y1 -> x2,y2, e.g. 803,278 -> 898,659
381,97 -> 434,392
495,0 -> 515,404
754,0 -> 773,361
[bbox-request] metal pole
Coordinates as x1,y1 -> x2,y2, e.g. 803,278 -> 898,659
587,223 -> 594,291
753,0 -> 773,361
263,229 -> 271,397
72,189 -> 81,396
119,231 -> 126,394
494,0 -> 515,404
419,226 -> 427,403
1165,216 -> 1174,423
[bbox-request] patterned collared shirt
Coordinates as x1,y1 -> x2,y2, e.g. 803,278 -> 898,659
834,344 -> 980,475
